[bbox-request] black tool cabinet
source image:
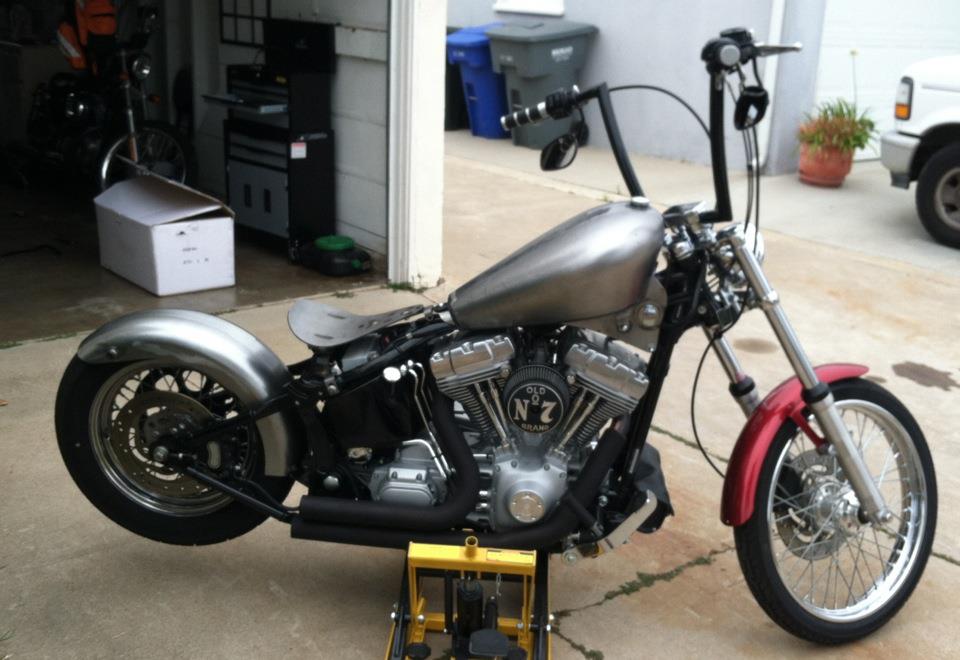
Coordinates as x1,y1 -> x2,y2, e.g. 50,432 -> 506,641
216,20 -> 336,257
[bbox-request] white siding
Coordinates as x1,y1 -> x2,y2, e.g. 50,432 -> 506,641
815,0 -> 960,159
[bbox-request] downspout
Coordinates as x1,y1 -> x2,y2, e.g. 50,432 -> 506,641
758,0 -> 787,168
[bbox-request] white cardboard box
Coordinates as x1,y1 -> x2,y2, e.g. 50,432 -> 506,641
94,174 -> 236,296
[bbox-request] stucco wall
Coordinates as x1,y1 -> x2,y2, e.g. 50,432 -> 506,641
448,0 -> 825,174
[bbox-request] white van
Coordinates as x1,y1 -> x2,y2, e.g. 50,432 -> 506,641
880,55 -> 960,247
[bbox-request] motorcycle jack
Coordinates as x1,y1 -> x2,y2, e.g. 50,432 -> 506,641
386,536 -> 551,660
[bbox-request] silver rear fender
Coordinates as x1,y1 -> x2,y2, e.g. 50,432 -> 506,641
76,309 -> 301,477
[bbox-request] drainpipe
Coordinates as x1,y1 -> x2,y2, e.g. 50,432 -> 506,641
758,0 -> 787,168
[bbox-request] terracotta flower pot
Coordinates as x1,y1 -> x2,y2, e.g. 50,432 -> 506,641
798,144 -> 854,187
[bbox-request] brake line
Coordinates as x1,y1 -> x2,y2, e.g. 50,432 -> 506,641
608,84 -> 710,139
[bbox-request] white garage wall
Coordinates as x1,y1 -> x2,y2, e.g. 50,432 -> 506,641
187,0 -> 389,253
815,0 -> 960,160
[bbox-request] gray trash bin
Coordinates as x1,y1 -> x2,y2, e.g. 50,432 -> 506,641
486,20 -> 597,149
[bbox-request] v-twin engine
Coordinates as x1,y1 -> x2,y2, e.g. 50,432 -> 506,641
429,332 -> 648,530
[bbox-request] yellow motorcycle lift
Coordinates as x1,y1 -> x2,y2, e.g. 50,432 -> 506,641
385,536 -> 551,660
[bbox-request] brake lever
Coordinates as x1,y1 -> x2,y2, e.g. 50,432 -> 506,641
734,86 -> 769,130
753,42 -> 803,56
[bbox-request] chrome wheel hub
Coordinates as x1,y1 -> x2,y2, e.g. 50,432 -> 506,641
109,390 -> 212,498
90,363 -> 253,516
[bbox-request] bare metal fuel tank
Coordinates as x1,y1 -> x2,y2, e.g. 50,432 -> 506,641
449,201 -> 664,329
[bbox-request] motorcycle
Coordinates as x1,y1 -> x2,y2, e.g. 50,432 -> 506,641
54,28 -> 936,645
18,5 -> 194,191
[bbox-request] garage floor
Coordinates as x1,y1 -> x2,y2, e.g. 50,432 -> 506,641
1,139 -> 958,658
0,179 -> 384,345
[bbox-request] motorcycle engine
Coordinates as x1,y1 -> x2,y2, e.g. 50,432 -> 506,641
429,330 -> 649,530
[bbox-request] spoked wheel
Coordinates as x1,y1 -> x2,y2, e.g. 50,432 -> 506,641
97,121 -> 196,191
735,378 -> 937,643
56,357 -> 293,545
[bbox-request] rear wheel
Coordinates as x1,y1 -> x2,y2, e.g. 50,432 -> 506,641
55,357 -> 293,545
734,378 -> 936,643
916,142 -> 960,248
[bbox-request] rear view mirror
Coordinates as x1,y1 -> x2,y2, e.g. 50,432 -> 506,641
540,133 -> 578,171
540,120 -> 588,171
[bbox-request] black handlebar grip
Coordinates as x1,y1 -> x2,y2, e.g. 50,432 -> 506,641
500,101 -> 549,131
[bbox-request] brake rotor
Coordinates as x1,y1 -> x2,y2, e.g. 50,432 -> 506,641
108,390 -> 214,499
775,449 -> 851,560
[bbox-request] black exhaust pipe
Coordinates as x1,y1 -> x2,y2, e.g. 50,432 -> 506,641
297,394 -> 481,530
291,427 -> 626,550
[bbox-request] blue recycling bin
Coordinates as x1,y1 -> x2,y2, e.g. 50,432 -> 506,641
446,24 -> 509,139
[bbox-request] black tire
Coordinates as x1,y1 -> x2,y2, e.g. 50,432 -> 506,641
55,356 -> 294,545
97,120 -> 198,191
915,142 -> 960,248
734,378 -> 937,644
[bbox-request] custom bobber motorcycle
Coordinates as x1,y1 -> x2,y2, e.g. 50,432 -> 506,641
56,28 -> 936,645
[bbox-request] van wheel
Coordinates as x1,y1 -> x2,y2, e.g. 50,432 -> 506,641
915,143 -> 960,248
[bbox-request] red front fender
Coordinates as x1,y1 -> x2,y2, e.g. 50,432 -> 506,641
720,363 -> 869,527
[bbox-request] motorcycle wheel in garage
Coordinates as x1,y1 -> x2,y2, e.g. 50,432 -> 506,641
97,121 -> 197,191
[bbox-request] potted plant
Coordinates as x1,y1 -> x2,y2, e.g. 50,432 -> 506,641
797,99 -> 875,187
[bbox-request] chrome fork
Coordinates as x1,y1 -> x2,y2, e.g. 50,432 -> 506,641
722,233 -> 891,524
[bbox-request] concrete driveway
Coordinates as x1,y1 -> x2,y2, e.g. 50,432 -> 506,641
2,142 -> 958,659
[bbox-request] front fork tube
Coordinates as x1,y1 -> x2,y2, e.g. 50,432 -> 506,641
720,237 -> 891,524
118,50 -> 139,163
705,328 -> 760,417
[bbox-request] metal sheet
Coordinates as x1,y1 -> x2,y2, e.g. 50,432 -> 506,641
287,299 -> 424,348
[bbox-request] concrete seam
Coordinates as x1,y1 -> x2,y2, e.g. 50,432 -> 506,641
553,628 -> 605,660
551,545 -> 734,660
932,550 -> 960,569
650,424 -> 730,464
553,545 -> 735,621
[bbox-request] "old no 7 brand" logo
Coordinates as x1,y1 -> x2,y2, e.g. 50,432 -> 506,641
508,384 -> 564,434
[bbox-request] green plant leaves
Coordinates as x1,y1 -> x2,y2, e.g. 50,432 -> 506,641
797,98 -> 876,154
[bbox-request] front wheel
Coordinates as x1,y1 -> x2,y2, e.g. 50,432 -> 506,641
97,121 -> 197,191
915,142 -> 960,248
734,378 -> 937,643
55,357 -> 294,545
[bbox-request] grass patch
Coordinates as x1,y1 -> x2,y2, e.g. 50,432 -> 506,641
933,551 -> 960,568
553,629 -> 603,660
332,290 -> 355,298
384,281 -> 428,294
0,340 -> 22,351
554,545 -> 733,619
37,332 -> 80,343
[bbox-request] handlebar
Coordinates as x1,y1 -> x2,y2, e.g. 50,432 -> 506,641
754,42 -> 803,57
500,101 -> 550,131
702,27 -> 802,73
500,86 -> 584,131
497,28 -> 801,221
